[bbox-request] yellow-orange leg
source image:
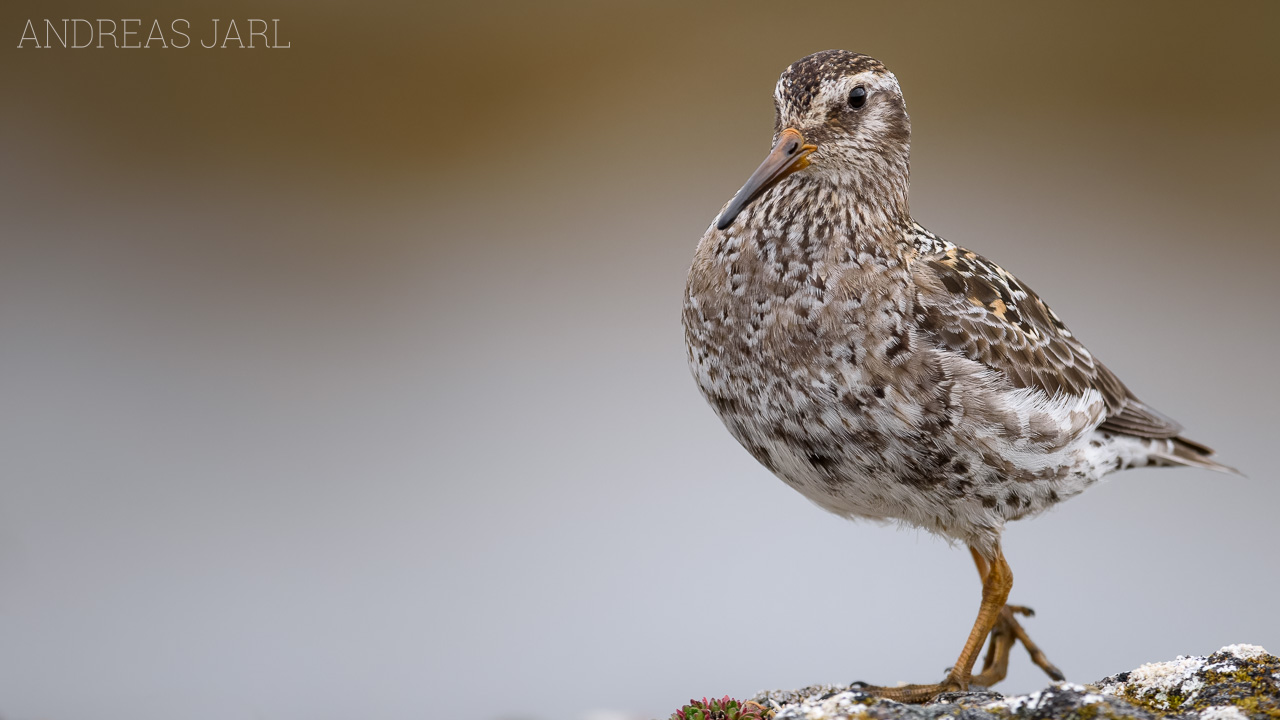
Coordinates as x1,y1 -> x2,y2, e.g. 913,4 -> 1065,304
858,543 -> 1015,703
969,547 -> 1065,686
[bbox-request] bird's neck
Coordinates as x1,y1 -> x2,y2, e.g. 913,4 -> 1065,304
782,170 -> 913,256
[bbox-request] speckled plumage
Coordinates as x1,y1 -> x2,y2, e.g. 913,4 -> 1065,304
682,50 -> 1232,556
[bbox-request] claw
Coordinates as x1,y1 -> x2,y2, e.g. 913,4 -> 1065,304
861,548 -> 1062,703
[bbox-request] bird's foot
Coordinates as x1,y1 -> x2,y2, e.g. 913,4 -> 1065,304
971,604 -> 1065,687
998,604 -> 1065,682
852,604 -> 1063,704
852,672 -> 969,704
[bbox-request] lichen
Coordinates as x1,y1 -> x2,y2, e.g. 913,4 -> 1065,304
1098,645 -> 1279,719
671,645 -> 1277,720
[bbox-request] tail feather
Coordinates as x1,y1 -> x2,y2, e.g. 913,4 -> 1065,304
1152,436 -> 1243,476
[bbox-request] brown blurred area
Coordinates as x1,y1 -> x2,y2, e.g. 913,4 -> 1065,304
5,1 -> 1277,180
2,3 -> 1278,720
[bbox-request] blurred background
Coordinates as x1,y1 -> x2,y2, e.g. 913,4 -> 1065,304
1,1 -> 1277,719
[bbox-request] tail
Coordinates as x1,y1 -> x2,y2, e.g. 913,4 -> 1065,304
1152,436 -> 1243,476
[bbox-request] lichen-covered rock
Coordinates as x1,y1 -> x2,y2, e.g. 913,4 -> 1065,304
746,645 -> 1279,720
1097,644 -> 1279,719
751,684 -> 1143,720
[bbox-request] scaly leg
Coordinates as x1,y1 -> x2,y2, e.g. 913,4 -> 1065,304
968,546 -> 1065,686
858,543 -> 1014,703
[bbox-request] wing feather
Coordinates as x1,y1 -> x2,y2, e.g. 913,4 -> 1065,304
909,232 -> 1183,440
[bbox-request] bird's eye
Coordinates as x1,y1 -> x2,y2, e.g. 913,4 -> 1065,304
848,86 -> 867,109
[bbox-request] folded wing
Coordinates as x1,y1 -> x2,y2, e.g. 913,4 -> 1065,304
909,238 -> 1183,441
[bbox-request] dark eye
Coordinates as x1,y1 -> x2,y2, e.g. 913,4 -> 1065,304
848,86 -> 867,109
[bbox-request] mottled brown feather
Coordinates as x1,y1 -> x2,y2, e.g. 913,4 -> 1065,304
910,241 -> 1185,440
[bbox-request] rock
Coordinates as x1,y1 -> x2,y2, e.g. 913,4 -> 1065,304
1097,645 -> 1279,719
748,645 -> 1279,720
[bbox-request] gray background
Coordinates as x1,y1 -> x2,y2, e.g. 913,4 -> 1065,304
1,1 -> 1277,719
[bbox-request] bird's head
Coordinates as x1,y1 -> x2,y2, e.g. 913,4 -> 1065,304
717,50 -> 911,230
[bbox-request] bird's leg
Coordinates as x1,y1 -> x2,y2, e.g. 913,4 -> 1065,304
968,546 -> 1065,686
857,543 -> 1013,703
970,547 -> 1009,680
974,605 -> 1016,686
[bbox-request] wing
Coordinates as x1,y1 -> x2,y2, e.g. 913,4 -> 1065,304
908,230 -> 1183,440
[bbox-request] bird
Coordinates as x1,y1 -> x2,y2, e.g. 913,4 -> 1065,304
681,50 -> 1236,703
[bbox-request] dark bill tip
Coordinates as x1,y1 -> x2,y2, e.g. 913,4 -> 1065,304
715,128 -> 815,230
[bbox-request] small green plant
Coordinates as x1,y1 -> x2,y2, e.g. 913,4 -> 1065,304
669,695 -> 772,720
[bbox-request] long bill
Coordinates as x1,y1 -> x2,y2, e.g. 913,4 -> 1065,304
716,127 -> 816,230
